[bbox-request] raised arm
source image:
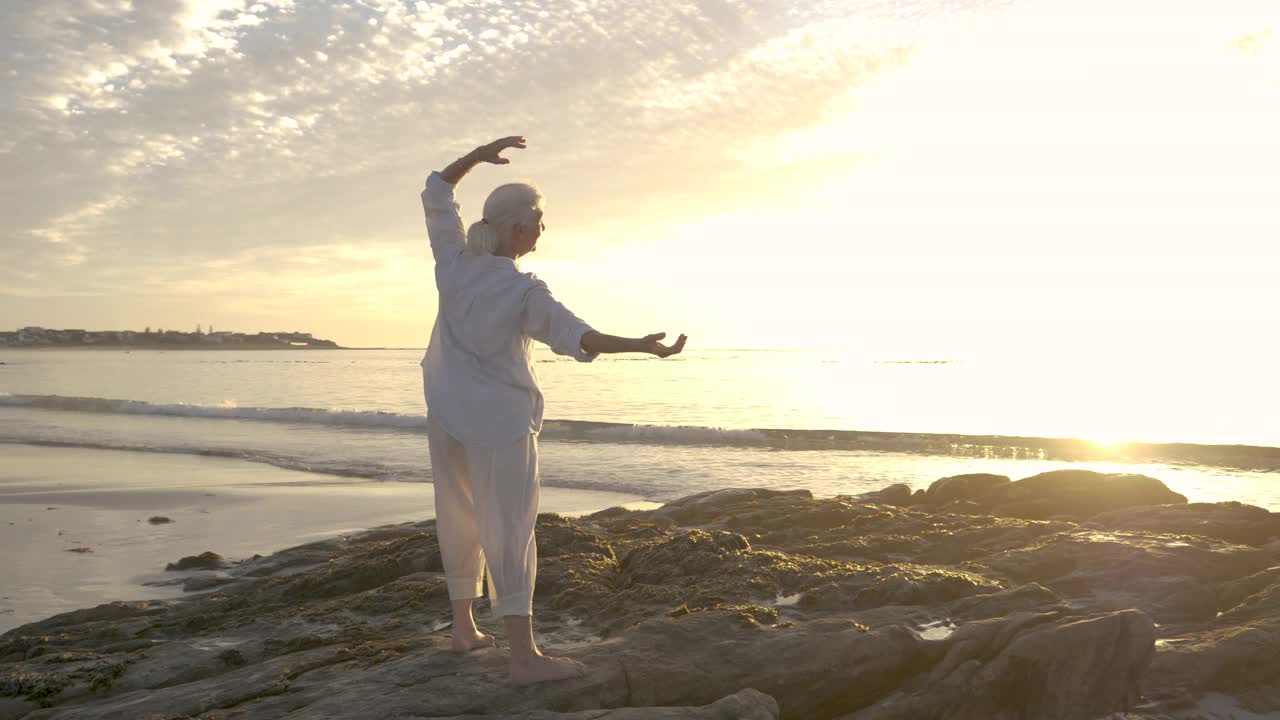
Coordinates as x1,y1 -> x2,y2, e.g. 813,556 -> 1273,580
421,172 -> 467,264
421,136 -> 527,264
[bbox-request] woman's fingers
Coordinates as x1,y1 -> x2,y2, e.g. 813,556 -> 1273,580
478,136 -> 526,164
642,332 -> 686,357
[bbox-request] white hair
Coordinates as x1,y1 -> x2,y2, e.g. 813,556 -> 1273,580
466,182 -> 544,256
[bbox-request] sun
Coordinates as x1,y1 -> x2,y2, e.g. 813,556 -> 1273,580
1087,435 -> 1130,450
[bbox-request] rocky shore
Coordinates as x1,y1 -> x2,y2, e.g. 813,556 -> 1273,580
2,469 -> 1278,719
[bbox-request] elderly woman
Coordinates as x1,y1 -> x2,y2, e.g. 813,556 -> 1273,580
420,135 -> 686,685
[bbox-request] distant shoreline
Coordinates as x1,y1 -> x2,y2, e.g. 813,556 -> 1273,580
0,345 -> 348,351
2,328 -> 343,350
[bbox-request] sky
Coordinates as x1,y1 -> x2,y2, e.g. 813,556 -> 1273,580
1,0 -> 1277,359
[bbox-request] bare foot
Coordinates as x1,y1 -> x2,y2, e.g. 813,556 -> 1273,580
509,654 -> 586,685
450,628 -> 496,653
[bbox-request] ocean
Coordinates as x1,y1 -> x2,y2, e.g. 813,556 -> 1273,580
2,347 -> 1277,506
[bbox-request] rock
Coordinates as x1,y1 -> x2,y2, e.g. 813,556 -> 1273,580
853,484 -> 914,507
3,485 -> 1274,719
770,506 -> 1072,568
844,609 -> 1156,720
347,573 -> 449,615
239,544 -> 335,577
0,601 -> 163,636
609,688 -> 780,719
0,697 -> 37,720
975,528 -> 1270,623
657,488 -> 813,525
1146,617 -> 1280,713
536,513 -> 617,559
920,473 -> 1011,505
945,583 -> 1065,621
798,565 -> 1002,611
586,609 -> 920,718
1153,621 -> 1280,713
165,551 -> 225,571
982,470 -> 1188,520
264,534 -> 441,604
593,528 -> 856,636
8,644 -> 354,718
1217,567 -> 1280,624
147,516 -> 173,525
455,689 -> 782,719
1088,501 -> 1280,546
535,550 -> 619,610
182,576 -> 236,593
622,529 -> 751,582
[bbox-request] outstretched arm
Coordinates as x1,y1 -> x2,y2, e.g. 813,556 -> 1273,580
522,280 -> 688,360
581,331 -> 687,358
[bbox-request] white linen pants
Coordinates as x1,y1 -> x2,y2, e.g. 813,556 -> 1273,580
426,415 -> 539,617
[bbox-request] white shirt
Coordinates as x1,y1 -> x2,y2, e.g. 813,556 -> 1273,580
420,171 -> 597,448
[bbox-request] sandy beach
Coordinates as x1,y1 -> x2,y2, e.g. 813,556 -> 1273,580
0,445 -> 653,633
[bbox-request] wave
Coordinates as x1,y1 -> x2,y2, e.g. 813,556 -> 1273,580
3,393 -> 1279,470
1,437 -> 410,482
542,420 -> 770,447
0,393 -> 431,430
0,393 -> 770,447
0,438 -> 663,497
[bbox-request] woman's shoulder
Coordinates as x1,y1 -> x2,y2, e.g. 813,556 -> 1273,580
456,253 -> 526,273
461,258 -> 547,298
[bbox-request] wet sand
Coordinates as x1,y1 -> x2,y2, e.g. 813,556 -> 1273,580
0,444 -> 652,632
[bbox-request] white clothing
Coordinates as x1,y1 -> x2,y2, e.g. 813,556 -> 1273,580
428,415 -> 539,617
420,171 -> 598,449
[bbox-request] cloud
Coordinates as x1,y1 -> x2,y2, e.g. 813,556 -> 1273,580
1233,28 -> 1274,54
4,0 -> 1026,345
2,0 -> 923,265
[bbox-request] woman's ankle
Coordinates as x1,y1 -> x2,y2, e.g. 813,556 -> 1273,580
502,614 -> 538,661
507,645 -> 543,664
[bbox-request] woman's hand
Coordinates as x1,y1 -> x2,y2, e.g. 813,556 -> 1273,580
475,136 -> 527,165
640,332 -> 687,358
438,136 -> 526,184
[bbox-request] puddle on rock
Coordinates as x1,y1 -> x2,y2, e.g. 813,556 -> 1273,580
915,619 -> 957,640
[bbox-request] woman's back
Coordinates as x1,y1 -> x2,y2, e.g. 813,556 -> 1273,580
420,171 -> 596,450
